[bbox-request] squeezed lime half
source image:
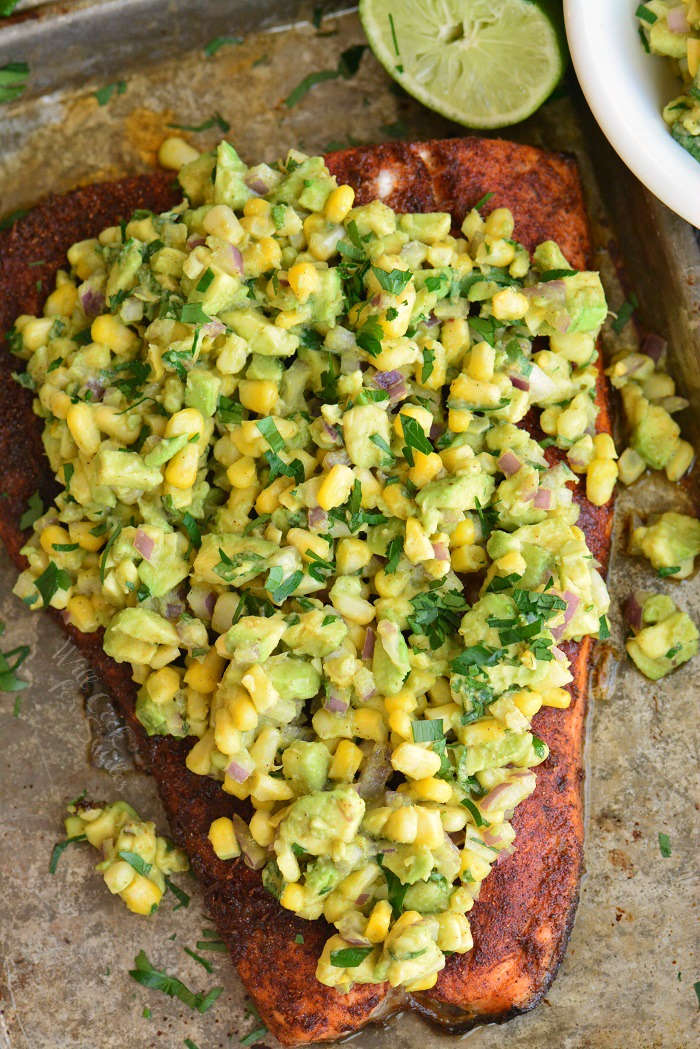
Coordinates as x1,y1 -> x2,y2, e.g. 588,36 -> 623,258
360,0 -> 566,129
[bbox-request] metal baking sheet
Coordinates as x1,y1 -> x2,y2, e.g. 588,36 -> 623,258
0,3 -> 698,1048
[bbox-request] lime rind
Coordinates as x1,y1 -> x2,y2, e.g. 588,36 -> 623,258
360,0 -> 566,129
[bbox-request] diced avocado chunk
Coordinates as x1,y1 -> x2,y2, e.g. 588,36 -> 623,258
398,212 -> 451,244
193,533 -> 277,585
178,153 -> 216,207
367,519 -> 403,557
137,531 -> 190,598
220,614 -> 287,662
95,449 -> 162,491
633,511 -> 700,579
213,141 -> 252,210
403,873 -> 452,913
105,239 -> 143,303
226,309 -> 299,357
247,355 -> 284,382
298,174 -> 335,213
532,240 -> 572,273
185,369 -> 221,417
283,608 -> 348,657
282,740 -> 331,794
630,402 -> 680,470
271,156 -> 329,206
278,786 -> 365,856
416,471 -> 495,515
263,654 -> 321,700
304,856 -> 343,896
143,434 -> 189,467
198,271 -> 241,314
626,596 -> 698,680
135,679 -> 188,737
463,730 -> 533,775
309,268 -> 343,329
343,404 -> 391,468
373,619 -> 410,695
379,843 -> 433,885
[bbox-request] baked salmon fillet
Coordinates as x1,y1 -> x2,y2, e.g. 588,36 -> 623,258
0,137 -> 613,1045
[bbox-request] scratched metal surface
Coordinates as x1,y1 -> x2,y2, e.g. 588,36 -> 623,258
0,3 -> 698,1049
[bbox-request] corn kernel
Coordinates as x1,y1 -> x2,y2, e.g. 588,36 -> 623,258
593,432 -> 617,460
665,440 -> 694,483
586,457 -> 618,506
329,739 -> 363,781
410,777 -> 453,803
491,287 -> 528,321
287,260 -> 321,303
66,403 -> 101,457
352,707 -> 387,743
165,443 -> 199,489
184,649 -> 225,693
91,314 -> 136,354
414,806 -> 445,848
158,136 -> 199,170
66,594 -> 98,633
146,666 -> 181,705
227,456 -> 256,489
208,816 -> 241,860
467,341 -> 495,381
365,900 -> 392,943
255,476 -> 292,514
120,873 -> 163,915
40,524 -> 71,555
238,379 -> 278,416
512,689 -> 543,717
317,464 -> 354,511
495,549 -> 526,576
228,691 -> 259,732
385,806 -> 418,843
408,450 -> 443,489
451,544 -> 487,573
280,883 -> 306,912
336,537 -> 371,575
391,742 -> 441,780
541,686 -> 571,709
404,517 -> 434,564
325,185 -> 355,224
241,664 -> 279,713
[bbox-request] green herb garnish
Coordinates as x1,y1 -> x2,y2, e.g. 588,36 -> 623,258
94,80 -> 126,105
129,950 -> 223,1013
49,834 -> 86,874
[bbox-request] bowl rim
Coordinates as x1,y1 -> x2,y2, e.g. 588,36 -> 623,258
564,0 -> 700,229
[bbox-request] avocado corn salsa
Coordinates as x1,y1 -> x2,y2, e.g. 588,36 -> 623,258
637,1 -> 700,161
10,140 -> 614,993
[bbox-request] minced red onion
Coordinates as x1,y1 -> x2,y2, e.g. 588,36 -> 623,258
374,370 -> 403,390
231,814 -> 267,870
307,506 -> 328,531
202,319 -> 226,337
325,450 -> 352,468
166,601 -> 184,619
562,590 -> 580,625
497,450 -> 521,476
325,691 -> 349,715
623,593 -> 643,632
227,760 -> 250,783
509,373 -> 530,391
322,421 -> 341,443
480,782 -> 515,812
362,628 -> 375,661
425,311 -> 439,327
355,893 -> 369,906
640,332 -> 667,363
80,287 -> 105,316
246,177 -> 269,195
533,487 -> 552,509
355,746 -> 392,800
524,279 -> 566,303
495,843 -> 516,863
187,235 -> 206,249
528,363 -> 558,401
120,297 -> 143,324
340,351 -> 360,374
85,378 -> 105,401
204,591 -> 217,615
552,645 -> 568,663
133,529 -> 155,561
432,541 -> 449,560
667,6 -> 690,32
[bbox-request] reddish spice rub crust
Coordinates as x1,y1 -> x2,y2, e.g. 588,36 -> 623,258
0,138 -> 613,1045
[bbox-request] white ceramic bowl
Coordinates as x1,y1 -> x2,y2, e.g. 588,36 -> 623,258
564,0 -> 700,227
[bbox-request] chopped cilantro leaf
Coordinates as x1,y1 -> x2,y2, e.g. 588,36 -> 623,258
265,566 -> 303,604
399,413 -> 433,466
330,946 -> 373,967
35,561 -> 72,607
658,832 -> 671,858
612,293 -> 638,334
94,80 -> 126,105
48,834 -> 86,874
657,565 -> 680,578
204,35 -> 243,57
371,266 -> 411,294
421,346 -> 435,383
118,851 -> 152,877
473,190 -> 494,212
19,491 -> 43,530
461,798 -> 489,827
411,718 -> 443,743
256,417 -> 285,453
168,111 -> 230,133
384,535 -> 402,574
129,950 -> 223,1013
